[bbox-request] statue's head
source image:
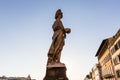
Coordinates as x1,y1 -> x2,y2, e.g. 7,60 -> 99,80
55,9 -> 63,19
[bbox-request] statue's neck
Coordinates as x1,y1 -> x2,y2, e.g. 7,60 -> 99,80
56,18 -> 61,21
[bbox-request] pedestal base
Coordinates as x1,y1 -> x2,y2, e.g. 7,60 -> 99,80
43,64 -> 68,80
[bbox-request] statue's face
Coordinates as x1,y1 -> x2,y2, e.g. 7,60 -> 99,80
58,13 -> 63,19
57,15 -> 61,19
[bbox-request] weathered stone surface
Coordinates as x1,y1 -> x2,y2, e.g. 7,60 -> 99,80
43,65 -> 68,80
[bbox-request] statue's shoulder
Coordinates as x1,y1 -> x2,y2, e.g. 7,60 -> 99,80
53,20 -> 59,26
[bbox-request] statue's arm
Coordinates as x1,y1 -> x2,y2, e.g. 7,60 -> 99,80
52,21 -> 57,32
60,21 -> 66,38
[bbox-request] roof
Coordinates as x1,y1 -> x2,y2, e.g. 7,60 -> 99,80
95,28 -> 120,57
95,38 -> 112,57
95,39 -> 108,57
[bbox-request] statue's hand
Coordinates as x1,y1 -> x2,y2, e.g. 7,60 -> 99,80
65,28 -> 71,34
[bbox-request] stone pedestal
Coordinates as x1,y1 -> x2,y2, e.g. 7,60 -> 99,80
43,63 -> 68,80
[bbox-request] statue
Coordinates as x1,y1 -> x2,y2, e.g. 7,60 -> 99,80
47,9 -> 71,65
43,9 -> 70,80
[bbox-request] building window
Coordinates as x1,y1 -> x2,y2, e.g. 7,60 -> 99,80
111,47 -> 115,55
116,70 -> 120,78
113,54 -> 120,65
115,44 -> 119,51
111,39 -> 120,55
118,40 -> 120,48
113,58 -> 117,65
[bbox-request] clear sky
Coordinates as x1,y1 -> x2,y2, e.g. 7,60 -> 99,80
0,0 -> 120,80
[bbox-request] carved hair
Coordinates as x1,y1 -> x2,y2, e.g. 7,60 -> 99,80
55,9 -> 63,19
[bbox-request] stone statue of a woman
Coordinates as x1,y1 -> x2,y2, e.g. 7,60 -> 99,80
47,9 -> 71,65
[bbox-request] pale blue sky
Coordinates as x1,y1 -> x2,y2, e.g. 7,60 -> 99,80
0,0 -> 120,80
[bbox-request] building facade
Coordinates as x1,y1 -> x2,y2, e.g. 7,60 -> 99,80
110,29 -> 120,80
95,38 -> 115,80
